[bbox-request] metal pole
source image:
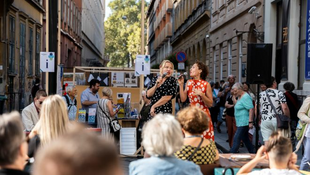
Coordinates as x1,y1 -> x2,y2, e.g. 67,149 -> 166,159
255,84 -> 260,151
139,0 -> 145,111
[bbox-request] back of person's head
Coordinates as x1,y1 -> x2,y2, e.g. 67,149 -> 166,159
35,89 -> 47,99
102,87 -> 112,98
283,82 -> 295,92
177,106 -> 209,135
0,111 -> 26,166
39,94 -> 69,145
265,131 -> 292,164
266,76 -> 276,88
33,126 -> 122,175
142,114 -> 183,156
89,79 -> 100,88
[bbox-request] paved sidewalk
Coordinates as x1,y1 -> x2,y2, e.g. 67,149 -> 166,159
214,121 -> 303,164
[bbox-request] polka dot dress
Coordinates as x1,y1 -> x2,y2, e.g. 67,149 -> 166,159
147,76 -> 177,119
187,79 -> 214,141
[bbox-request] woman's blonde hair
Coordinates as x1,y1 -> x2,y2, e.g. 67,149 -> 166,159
102,87 -> 112,99
142,114 -> 183,156
159,60 -> 174,75
39,95 -> 70,145
177,106 -> 209,134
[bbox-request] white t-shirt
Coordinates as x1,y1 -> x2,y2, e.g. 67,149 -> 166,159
248,169 -> 301,175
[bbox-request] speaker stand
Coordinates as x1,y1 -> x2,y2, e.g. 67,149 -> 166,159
255,84 -> 261,152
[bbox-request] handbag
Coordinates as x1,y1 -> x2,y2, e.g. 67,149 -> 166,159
265,91 -> 290,129
98,101 -> 121,133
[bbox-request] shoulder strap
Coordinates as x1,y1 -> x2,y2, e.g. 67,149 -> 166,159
285,92 -> 299,109
97,100 -> 112,122
64,95 -> 70,106
265,91 -> 278,114
187,137 -> 204,161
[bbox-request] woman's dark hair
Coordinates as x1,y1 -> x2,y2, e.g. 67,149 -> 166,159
215,82 -> 220,89
283,82 -> 295,92
195,61 -> 209,80
265,76 -> 276,88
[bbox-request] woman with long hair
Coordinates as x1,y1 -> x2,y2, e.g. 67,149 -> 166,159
28,95 -> 70,157
178,61 -> 214,140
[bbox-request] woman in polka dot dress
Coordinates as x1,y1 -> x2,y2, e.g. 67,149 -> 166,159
147,60 -> 177,119
178,61 -> 214,140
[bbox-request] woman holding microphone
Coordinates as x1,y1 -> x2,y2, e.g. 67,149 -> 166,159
178,61 -> 214,140
147,60 -> 177,119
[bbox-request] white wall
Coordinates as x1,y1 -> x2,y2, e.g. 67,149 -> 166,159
82,0 -> 104,58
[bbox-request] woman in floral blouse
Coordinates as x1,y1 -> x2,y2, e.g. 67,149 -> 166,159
178,61 -> 214,140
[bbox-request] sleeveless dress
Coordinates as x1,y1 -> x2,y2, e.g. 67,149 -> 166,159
187,79 -> 214,140
96,99 -> 111,136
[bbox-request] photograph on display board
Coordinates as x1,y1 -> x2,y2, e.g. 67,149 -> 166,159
112,72 -> 125,87
64,73 -> 86,86
125,73 -> 138,87
117,93 -> 131,118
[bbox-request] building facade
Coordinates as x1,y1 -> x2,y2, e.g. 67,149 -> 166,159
60,0 -> 82,72
1,0 -> 44,112
81,0 -> 107,67
209,0 -> 264,83
147,0 -> 173,66
265,0 -> 310,94
171,0 -> 211,72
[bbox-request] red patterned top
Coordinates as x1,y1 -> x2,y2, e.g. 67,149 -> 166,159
187,79 -> 214,141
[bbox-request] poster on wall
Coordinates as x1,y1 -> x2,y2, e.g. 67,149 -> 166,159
125,72 -> 138,87
111,72 -> 124,87
117,93 -> 131,118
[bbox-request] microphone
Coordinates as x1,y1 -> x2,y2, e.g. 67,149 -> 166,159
162,72 -> 167,78
178,72 -> 187,79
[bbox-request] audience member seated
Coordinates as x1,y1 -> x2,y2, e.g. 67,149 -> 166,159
32,125 -> 122,175
175,106 -> 219,164
129,114 -> 203,175
22,90 -> 47,131
237,131 -> 301,175
0,112 -> 30,175
28,95 -> 70,158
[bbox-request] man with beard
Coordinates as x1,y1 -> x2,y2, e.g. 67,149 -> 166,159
81,79 -> 100,126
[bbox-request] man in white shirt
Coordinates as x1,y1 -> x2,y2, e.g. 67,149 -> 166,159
22,89 -> 47,131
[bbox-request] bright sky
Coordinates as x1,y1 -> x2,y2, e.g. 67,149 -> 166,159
105,0 -> 150,21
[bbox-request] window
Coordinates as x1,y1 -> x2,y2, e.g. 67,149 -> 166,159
35,31 -> 41,76
238,36 -> 242,82
28,28 -> 33,76
9,16 -> 15,74
220,44 -> 223,80
67,0 -> 70,26
71,1 -> 73,27
228,40 -> 232,76
19,22 -> 26,109
213,47 -> 216,81
64,0 -> 67,23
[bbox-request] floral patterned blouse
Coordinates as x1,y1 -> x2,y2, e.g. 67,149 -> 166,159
147,76 -> 177,119
187,79 -> 214,140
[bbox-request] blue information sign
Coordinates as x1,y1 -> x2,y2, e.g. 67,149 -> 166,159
305,0 -> 310,79
176,52 -> 187,62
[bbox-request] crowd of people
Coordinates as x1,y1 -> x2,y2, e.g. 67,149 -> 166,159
1,59 -> 310,175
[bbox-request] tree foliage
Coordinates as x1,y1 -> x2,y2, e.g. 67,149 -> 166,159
105,0 -> 148,67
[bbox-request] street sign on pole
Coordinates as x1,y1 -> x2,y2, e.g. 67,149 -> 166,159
135,55 -> 150,76
176,51 -> 187,62
40,52 -> 55,72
